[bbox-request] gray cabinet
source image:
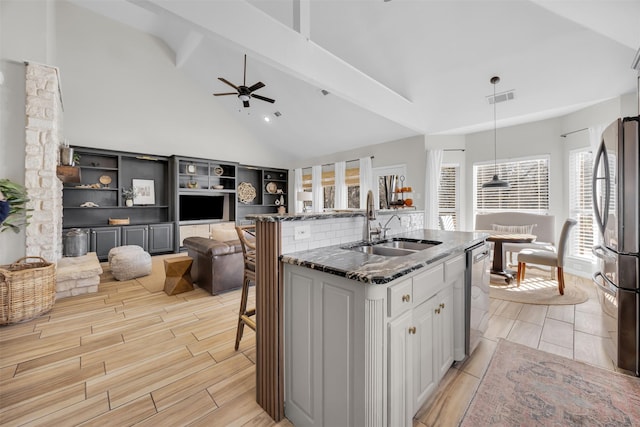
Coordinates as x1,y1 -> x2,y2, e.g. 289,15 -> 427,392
90,227 -> 121,259
149,223 -> 174,253
122,225 -> 149,251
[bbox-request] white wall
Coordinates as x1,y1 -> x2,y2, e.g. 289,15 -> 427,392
464,118 -> 564,233
1,0 -> 54,265
0,0 -> 291,264
55,1 -> 290,166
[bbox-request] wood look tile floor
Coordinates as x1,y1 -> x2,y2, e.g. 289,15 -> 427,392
0,261 -> 618,426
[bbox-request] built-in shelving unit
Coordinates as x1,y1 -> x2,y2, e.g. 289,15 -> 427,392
236,165 -> 288,223
62,147 -> 174,259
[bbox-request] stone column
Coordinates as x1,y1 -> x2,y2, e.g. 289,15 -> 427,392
24,63 -> 63,261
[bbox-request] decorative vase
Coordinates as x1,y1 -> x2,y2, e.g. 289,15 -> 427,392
125,199 -> 133,207
278,206 -> 286,215
279,195 -> 285,206
60,147 -> 74,166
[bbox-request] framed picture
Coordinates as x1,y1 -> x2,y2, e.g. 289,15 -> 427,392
186,164 -> 196,175
132,179 -> 155,205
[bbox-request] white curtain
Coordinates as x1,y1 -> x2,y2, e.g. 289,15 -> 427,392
312,165 -> 323,213
293,168 -> 303,213
424,149 -> 443,229
359,157 -> 373,209
334,161 -> 347,209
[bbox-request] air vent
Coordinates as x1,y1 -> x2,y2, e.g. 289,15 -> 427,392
487,90 -> 515,104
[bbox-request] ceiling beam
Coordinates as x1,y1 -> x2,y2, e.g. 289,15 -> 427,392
175,30 -> 203,68
145,0 -> 425,133
293,0 -> 311,40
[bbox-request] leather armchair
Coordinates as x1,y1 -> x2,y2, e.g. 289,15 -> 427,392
183,236 -> 244,295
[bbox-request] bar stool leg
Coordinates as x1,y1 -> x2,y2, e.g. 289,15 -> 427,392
235,274 -> 251,351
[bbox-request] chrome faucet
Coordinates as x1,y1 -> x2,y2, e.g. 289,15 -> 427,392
381,214 -> 401,240
363,190 -> 379,242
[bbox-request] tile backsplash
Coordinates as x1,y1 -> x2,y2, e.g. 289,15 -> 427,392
281,212 -> 424,254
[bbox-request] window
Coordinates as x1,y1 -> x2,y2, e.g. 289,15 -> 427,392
568,149 -> 596,260
438,164 -> 459,229
302,162 -> 360,210
474,156 -> 550,214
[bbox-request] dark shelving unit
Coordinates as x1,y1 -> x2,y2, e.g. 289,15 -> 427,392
62,147 -> 174,259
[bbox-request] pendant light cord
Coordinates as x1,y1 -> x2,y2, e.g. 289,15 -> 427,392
493,80 -> 497,176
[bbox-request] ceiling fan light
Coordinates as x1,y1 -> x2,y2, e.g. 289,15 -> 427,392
238,94 -> 250,102
482,174 -> 510,189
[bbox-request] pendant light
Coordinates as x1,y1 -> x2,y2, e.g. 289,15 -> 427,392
482,76 -> 510,189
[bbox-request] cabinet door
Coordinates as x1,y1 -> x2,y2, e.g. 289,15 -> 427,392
121,225 -> 148,251
412,297 -> 437,412
149,223 -> 174,253
90,227 -> 121,260
388,310 -> 413,427
434,286 -> 454,381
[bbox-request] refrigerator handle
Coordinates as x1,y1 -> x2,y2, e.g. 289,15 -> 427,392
592,141 -> 610,236
592,271 -> 616,297
592,244 -> 612,260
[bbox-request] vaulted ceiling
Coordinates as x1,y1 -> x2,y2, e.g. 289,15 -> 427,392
71,0 -> 639,159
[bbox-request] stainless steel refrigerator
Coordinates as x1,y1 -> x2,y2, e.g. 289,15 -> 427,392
592,116 -> 639,376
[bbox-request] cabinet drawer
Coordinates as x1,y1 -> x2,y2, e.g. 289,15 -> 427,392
444,254 -> 465,283
412,264 -> 444,305
388,278 -> 413,318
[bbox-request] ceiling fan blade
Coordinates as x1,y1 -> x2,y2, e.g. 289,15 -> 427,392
218,77 -> 239,91
251,94 -> 275,104
247,82 -> 265,92
243,100 -> 250,108
213,92 -> 237,96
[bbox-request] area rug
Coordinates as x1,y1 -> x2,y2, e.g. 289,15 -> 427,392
100,253 -> 185,293
489,274 -> 588,305
460,339 -> 640,426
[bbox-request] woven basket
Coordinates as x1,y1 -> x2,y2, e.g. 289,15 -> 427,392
0,256 -> 56,325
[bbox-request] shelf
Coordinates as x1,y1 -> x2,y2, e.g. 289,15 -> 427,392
64,205 -> 169,210
78,166 -> 118,171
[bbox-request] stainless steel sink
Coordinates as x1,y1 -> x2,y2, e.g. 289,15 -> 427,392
349,245 -> 415,257
343,238 -> 442,257
375,239 -> 441,251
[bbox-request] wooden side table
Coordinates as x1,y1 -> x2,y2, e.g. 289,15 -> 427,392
164,256 -> 194,295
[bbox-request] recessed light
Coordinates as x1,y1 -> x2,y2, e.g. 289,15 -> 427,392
264,116 -> 271,122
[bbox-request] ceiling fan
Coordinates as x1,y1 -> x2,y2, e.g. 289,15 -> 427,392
213,54 -> 275,108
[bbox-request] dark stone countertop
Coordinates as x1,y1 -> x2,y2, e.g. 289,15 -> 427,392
246,208 -> 420,222
280,229 -> 489,284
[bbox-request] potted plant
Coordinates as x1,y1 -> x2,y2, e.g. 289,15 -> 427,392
122,186 -> 137,207
0,179 -> 31,233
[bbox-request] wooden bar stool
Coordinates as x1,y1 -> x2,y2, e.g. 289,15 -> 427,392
235,224 -> 256,350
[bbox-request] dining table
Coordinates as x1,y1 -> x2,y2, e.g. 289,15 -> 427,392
485,232 -> 536,283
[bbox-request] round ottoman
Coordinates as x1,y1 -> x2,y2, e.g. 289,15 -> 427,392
108,246 -> 152,281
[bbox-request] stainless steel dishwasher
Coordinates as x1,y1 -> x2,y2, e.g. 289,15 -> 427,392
465,242 -> 490,356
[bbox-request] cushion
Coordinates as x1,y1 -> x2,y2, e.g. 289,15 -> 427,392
491,223 -> 536,234
110,250 -> 152,281
107,245 -> 143,263
210,222 -> 239,242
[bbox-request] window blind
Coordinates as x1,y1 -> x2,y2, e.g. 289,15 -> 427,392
302,164 -> 360,208
438,165 -> 459,229
475,157 -> 549,213
568,150 -> 595,260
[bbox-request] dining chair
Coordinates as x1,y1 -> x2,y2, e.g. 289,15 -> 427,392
516,218 -> 577,295
234,224 -> 257,350
439,215 -> 455,231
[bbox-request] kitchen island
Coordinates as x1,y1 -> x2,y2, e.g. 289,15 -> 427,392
280,229 -> 487,427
